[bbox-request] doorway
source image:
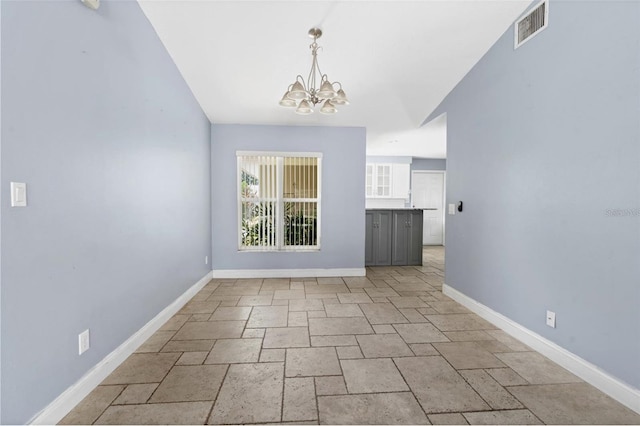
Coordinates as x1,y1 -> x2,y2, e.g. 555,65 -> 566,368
411,171 -> 445,245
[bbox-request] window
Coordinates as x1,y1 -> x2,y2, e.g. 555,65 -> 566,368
237,152 -> 321,251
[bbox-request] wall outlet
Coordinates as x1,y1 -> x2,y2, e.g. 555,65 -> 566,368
79,329 -> 90,355
546,310 -> 556,328
205,256 -> 209,265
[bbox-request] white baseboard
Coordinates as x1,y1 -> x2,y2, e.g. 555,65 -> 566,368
443,284 -> 640,414
29,271 -> 213,425
211,268 -> 366,279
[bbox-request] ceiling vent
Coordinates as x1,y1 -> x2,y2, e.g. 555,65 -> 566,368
514,0 -> 548,49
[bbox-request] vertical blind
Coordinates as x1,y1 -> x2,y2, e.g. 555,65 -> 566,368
238,153 -> 321,250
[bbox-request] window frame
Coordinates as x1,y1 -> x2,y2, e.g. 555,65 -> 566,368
237,151 -> 322,252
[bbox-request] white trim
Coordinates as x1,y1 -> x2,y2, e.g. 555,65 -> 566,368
316,156 -> 322,249
237,151 -> 322,158
29,271 -> 213,425
237,153 -> 321,251
211,268 -> 365,279
237,155 -> 243,250
443,171 -> 446,247
411,170 -> 446,246
443,284 -> 640,414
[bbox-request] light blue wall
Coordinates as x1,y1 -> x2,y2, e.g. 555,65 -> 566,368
428,1 -> 640,388
411,158 -> 446,172
211,124 -> 366,270
0,1 -> 211,423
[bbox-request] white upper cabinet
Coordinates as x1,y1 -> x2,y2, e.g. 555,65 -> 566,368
391,164 -> 410,200
365,164 -> 374,197
365,163 -> 410,200
375,164 -> 392,197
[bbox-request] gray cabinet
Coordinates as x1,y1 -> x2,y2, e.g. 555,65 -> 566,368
365,209 -> 422,267
392,210 -> 423,266
365,210 -> 393,266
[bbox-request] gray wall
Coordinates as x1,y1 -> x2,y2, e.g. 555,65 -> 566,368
0,1 -> 211,423
366,155 -> 412,164
211,124 -> 366,270
428,1 -> 640,388
411,158 -> 446,172
365,156 -> 447,171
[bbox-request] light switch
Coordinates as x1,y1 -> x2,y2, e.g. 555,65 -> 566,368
448,203 -> 456,215
10,182 -> 27,207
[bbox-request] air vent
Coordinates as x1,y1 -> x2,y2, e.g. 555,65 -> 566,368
514,0 -> 548,49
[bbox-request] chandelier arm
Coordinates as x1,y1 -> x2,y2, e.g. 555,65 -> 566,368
307,62 -> 315,95
314,47 -> 325,78
309,45 -> 321,95
295,75 -> 307,93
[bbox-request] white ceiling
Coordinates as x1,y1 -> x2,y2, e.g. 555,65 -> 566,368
138,0 -> 531,159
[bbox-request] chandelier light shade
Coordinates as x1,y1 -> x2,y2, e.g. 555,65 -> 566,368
295,99 -> 313,115
288,81 -> 307,100
279,89 -> 297,107
280,28 -> 349,115
334,89 -> 349,105
320,100 -> 337,115
317,79 -> 337,99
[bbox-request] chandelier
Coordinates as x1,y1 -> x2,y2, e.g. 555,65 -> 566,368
279,28 -> 349,115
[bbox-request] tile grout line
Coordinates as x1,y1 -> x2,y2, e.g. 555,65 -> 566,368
204,363 -> 230,424
70,251 -> 635,425
149,328 -> 179,354
454,363 -> 505,413
142,349 -> 184,407
281,347 -> 287,423
390,356 -> 431,422
87,385 -> 126,425
280,283 -> 295,424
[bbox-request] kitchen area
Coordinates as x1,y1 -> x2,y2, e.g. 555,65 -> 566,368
365,157 -> 446,267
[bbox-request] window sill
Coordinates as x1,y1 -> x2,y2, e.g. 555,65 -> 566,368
238,247 -> 321,253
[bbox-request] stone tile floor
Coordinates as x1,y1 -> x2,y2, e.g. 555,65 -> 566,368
61,247 -> 640,425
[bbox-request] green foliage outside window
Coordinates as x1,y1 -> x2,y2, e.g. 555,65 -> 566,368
242,202 -> 317,247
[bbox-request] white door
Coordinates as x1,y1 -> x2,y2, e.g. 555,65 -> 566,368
412,172 -> 445,245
